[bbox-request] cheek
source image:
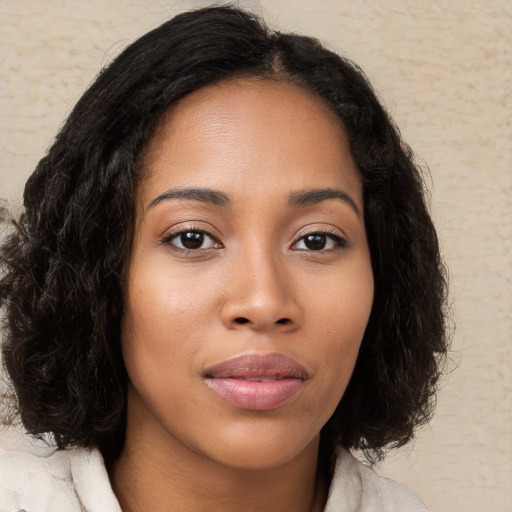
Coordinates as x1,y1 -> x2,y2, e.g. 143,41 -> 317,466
123,259 -> 218,343
120,272 -> 193,389
309,263 -> 374,397
313,256 -> 373,334
120,255 -> 231,402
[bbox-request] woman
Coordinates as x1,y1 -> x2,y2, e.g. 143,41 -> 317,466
0,6 -> 447,512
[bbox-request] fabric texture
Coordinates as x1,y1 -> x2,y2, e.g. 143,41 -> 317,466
0,428 -> 427,511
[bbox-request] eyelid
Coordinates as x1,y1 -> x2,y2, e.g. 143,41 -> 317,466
160,224 -> 223,250
159,223 -> 348,253
291,227 -> 348,251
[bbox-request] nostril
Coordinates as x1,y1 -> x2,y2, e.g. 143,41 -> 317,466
234,317 -> 250,324
276,318 -> 290,325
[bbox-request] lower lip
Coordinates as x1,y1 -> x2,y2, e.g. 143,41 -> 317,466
207,378 -> 304,411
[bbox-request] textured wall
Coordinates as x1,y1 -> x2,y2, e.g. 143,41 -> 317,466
1,1 -> 511,510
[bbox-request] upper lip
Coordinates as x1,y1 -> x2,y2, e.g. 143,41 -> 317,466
204,353 -> 309,380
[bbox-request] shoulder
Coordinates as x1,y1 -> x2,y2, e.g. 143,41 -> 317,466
0,427 -> 121,512
324,447 -> 429,512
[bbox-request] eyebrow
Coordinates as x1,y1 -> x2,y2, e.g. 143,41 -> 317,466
149,187 -> 231,208
288,188 -> 361,216
148,186 -> 360,216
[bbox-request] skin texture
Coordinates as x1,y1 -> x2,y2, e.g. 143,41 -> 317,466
110,79 -> 374,512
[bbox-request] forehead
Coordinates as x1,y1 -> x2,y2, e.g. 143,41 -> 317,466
139,78 -> 362,207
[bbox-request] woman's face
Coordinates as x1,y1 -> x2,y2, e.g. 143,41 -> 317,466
121,79 -> 374,470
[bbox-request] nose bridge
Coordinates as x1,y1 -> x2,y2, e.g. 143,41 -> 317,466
245,244 -> 286,304
221,240 -> 301,331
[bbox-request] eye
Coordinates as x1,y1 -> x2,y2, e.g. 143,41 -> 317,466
162,229 -> 221,251
292,232 -> 346,251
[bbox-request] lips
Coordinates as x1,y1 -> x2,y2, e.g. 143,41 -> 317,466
204,354 -> 308,411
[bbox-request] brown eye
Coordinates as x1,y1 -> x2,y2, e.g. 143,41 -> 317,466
292,232 -> 346,251
163,230 -> 220,251
180,231 -> 205,249
304,234 -> 327,250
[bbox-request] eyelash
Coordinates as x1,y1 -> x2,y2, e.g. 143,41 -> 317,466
161,226 -> 221,253
161,227 -> 347,253
292,229 -> 347,252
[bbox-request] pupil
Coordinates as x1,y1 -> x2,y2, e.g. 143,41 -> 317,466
181,232 -> 204,249
305,234 -> 326,250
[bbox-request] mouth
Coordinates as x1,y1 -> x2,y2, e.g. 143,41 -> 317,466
204,354 -> 308,411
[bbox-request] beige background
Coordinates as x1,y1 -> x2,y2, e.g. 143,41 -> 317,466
1,1 -> 511,510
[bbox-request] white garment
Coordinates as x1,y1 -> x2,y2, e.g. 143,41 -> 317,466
0,428 -> 428,512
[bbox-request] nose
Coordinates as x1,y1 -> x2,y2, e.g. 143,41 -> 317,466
220,249 -> 303,333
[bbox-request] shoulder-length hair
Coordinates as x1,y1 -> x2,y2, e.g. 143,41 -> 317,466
0,6 -> 447,465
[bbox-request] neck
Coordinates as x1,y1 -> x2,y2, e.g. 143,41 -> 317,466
108,394 -> 327,512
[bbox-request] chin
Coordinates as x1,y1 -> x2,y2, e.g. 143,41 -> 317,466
189,419 -> 321,471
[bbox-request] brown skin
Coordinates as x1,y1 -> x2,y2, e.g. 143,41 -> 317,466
109,79 -> 374,512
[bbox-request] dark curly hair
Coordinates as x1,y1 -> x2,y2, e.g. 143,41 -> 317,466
0,6 -> 447,466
